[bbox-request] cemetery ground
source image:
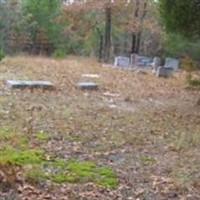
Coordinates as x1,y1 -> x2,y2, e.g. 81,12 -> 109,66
0,55 -> 200,200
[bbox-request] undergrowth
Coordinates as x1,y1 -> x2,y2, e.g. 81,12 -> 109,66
0,126 -> 118,188
186,74 -> 200,89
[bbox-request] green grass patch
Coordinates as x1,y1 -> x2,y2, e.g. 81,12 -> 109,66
170,131 -> 200,151
0,146 -> 44,165
139,155 -> 156,166
0,125 -> 29,148
63,108 -> 73,119
0,126 -> 118,188
49,159 -> 118,188
34,131 -> 49,141
0,126 -> 17,140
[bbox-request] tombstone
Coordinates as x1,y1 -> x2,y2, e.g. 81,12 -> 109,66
114,56 -> 130,68
164,58 -> 179,71
76,82 -> 98,90
137,56 -> 153,68
156,67 -> 174,78
130,53 -> 138,67
152,57 -> 161,73
6,80 -> 54,89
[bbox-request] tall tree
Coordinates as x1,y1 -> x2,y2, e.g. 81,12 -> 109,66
159,0 -> 200,39
104,3 -> 112,62
21,0 -> 63,54
0,0 -> 21,53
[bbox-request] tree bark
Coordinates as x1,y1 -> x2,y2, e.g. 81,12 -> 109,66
104,6 -> 111,63
131,0 -> 139,54
135,0 -> 148,54
99,35 -> 103,61
131,33 -> 136,54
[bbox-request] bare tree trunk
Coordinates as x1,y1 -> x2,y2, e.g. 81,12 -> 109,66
99,35 -> 103,61
104,6 -> 111,63
131,33 -> 136,54
135,0 -> 148,54
135,31 -> 141,54
131,0 -> 139,54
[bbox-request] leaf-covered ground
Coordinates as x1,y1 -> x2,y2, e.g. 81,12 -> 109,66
0,55 -> 200,200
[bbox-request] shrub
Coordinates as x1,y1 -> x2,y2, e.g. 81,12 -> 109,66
0,49 -> 5,61
52,49 -> 66,58
186,74 -> 200,89
181,56 -> 199,71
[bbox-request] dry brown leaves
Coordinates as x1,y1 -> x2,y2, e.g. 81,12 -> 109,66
0,55 -> 200,199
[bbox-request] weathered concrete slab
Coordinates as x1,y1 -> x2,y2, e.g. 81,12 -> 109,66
81,74 -> 100,78
6,80 -> 54,89
156,67 -> 174,78
76,82 -> 98,90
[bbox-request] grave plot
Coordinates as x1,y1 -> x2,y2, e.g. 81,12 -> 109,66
6,80 -> 54,89
81,74 -> 100,78
76,82 -> 98,90
156,67 -> 174,78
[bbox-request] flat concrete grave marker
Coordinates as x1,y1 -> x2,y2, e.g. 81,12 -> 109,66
6,80 -> 54,89
164,58 -> 179,71
156,67 -> 174,78
114,56 -> 130,68
81,74 -> 100,78
76,82 -> 98,90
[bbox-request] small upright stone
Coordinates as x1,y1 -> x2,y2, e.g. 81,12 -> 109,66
152,57 -> 161,73
76,82 -> 98,90
156,67 -> 173,78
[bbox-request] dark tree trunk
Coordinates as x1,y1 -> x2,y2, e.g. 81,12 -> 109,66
99,35 -> 103,61
135,0 -> 148,54
104,6 -> 111,63
135,31 -> 141,54
131,0 -> 139,54
131,33 -> 136,54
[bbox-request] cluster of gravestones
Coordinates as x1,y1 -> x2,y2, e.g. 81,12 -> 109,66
114,54 -> 179,78
6,55 -> 179,91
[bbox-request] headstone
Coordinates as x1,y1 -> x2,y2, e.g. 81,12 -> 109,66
137,56 -> 153,67
76,82 -> 98,90
130,53 -> 138,67
164,58 -> 179,71
6,80 -> 54,89
152,57 -> 161,73
81,74 -> 100,78
114,56 -> 130,67
156,67 -> 174,78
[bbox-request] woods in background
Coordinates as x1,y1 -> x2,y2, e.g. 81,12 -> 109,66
0,0 -> 199,64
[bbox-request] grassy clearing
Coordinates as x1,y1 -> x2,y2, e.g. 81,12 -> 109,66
0,55 -> 200,199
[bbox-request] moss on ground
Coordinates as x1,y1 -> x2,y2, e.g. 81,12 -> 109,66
0,126 -> 118,188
